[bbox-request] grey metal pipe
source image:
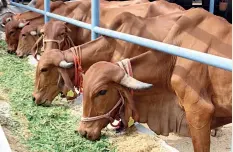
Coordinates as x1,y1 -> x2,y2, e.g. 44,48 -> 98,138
10,1 -> 232,71
94,27 -> 232,71
91,0 -> 99,40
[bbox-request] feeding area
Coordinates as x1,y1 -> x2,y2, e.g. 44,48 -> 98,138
0,0 -> 232,151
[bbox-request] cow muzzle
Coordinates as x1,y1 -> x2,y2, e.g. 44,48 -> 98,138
16,50 -> 24,58
77,122 -> 102,141
7,49 -> 16,54
32,94 -> 52,107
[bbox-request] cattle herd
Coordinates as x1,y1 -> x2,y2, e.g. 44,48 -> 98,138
0,0 -> 232,152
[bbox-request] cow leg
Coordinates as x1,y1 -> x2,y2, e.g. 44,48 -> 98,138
171,74 -> 214,152
185,100 -> 214,152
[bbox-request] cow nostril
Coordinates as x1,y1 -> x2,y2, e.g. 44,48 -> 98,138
74,130 -> 79,134
78,130 -> 87,138
60,92 -> 66,98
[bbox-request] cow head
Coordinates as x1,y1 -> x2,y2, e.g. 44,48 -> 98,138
16,24 -> 41,58
33,20 -> 72,56
77,61 -> 152,140
32,49 -> 78,106
5,20 -> 29,54
1,13 -> 14,28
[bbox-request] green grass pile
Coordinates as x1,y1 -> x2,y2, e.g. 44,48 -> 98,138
0,40 -> 112,152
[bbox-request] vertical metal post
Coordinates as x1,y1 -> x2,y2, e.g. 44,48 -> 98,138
44,0 -> 50,23
209,0 -> 215,13
91,0 -> 99,40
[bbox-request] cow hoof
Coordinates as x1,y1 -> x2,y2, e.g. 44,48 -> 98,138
211,128 -> 222,137
211,129 -> 217,137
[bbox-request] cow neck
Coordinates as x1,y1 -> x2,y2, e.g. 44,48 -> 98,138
70,46 -> 83,93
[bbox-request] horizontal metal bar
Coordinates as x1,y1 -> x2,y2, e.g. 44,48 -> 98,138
10,2 -> 92,30
94,27 -> 232,71
10,2 -> 232,71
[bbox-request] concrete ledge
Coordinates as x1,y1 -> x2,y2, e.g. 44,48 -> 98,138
134,123 -> 179,152
0,125 -> 11,152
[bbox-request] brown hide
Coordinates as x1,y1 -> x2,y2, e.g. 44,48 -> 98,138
78,8 -> 232,152
5,1 -> 72,53
2,0 -> 44,26
16,24 -> 41,57
33,11 -> 183,105
15,1 -> 82,57
39,0 -> 184,54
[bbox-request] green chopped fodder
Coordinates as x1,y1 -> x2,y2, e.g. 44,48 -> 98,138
0,40 -> 112,152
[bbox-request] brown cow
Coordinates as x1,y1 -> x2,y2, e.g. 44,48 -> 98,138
16,24 -> 42,57
31,0 -> 184,56
15,0 -> 84,57
14,0 -> 150,57
32,8 -> 231,151
32,10 -> 184,105
77,9 -> 232,152
1,0 -> 44,27
5,0 -> 78,54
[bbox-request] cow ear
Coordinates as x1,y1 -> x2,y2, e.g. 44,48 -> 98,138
37,25 -> 44,35
116,85 -> 139,128
57,68 -> 77,100
39,25 -> 45,34
18,21 -> 30,28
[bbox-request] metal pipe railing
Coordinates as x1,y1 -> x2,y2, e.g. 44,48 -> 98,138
91,0 -> 100,40
10,1 -> 232,71
44,0 -> 50,23
10,2 -> 92,30
209,0 -> 215,13
94,27 -> 232,71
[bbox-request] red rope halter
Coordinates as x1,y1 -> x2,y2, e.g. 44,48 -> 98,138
71,47 -> 83,94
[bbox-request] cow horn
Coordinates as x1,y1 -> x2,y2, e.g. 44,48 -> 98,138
119,74 -> 153,90
6,17 -> 12,22
59,60 -> 74,68
30,31 -> 37,36
18,21 -> 29,28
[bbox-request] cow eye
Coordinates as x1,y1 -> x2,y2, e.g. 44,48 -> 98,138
40,68 -> 48,72
97,90 -> 107,96
10,31 -> 14,35
22,34 -> 26,37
